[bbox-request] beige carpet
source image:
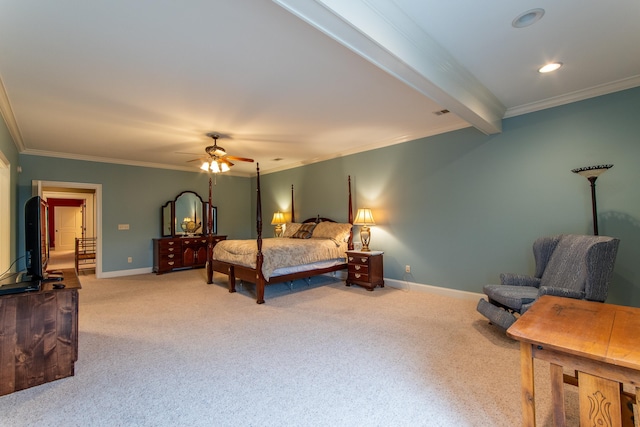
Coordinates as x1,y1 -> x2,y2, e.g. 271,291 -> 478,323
48,249 -> 76,270
0,269 -> 581,426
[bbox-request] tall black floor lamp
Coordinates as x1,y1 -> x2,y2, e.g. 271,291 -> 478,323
571,164 -> 613,236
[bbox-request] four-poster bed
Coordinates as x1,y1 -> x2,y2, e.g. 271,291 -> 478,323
206,164 -> 354,304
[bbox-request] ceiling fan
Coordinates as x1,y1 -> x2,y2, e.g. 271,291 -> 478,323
191,133 -> 254,173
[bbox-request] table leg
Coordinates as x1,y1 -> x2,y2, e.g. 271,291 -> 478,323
550,363 -> 566,427
635,388 -> 639,427
520,342 -> 536,427
578,371 -> 621,426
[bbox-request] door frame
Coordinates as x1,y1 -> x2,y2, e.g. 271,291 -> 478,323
33,180 -> 103,278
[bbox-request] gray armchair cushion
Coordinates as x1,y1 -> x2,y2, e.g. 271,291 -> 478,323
483,284 -> 539,310
500,273 -> 541,288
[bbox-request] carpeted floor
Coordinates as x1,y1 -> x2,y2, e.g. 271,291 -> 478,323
0,269 -> 581,426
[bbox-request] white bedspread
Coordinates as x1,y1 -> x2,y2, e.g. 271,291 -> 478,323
213,237 -> 347,280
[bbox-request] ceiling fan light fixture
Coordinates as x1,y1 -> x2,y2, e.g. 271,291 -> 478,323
200,161 -> 210,171
210,161 -> 221,173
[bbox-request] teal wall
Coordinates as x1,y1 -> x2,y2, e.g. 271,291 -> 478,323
258,87 -> 640,307
6,86 -> 640,306
0,114 -> 20,269
16,157 -> 251,272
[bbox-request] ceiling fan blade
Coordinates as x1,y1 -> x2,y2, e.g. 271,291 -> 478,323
187,158 -> 207,163
225,155 -> 255,163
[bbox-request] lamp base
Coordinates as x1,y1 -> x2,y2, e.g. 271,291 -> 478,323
360,226 -> 371,252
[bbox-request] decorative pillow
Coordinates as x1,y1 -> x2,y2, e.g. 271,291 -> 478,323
283,223 -> 302,238
290,222 -> 317,239
311,222 -> 352,245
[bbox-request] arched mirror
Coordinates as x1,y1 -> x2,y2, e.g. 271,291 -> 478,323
175,191 -> 204,235
161,191 -> 217,237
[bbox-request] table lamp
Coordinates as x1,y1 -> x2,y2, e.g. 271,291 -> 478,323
353,208 -> 375,251
271,212 -> 286,237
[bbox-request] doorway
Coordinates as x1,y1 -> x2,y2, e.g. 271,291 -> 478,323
33,180 -> 102,277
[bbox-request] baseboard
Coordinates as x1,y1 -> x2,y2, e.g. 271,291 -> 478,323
97,268 -> 483,302
98,267 -> 153,279
384,278 -> 483,302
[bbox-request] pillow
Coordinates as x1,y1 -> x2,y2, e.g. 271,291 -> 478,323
311,222 -> 352,245
290,222 -> 317,239
282,223 -> 302,238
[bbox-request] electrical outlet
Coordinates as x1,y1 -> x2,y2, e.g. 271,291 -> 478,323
127,257 -> 132,263
405,265 -> 411,273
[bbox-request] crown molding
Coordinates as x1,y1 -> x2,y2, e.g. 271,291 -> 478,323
504,75 -> 640,118
19,149 -> 255,177
0,76 -> 26,151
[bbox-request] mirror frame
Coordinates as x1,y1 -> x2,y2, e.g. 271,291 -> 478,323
161,191 -> 217,237
161,200 -> 173,237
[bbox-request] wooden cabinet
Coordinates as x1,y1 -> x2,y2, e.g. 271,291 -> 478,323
153,235 -> 226,274
0,269 -> 80,396
345,250 -> 384,291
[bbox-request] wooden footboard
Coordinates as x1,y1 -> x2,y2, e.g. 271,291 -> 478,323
212,259 -> 348,304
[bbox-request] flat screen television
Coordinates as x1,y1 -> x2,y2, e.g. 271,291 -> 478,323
24,195 -> 49,281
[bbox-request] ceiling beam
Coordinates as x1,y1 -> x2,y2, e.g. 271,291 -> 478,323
274,0 -> 505,134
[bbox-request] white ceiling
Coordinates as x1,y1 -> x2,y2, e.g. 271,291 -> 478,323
1,0 -> 639,176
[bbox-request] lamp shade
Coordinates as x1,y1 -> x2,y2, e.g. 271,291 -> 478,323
353,208 -> 375,226
271,212 -> 286,225
571,164 -> 613,178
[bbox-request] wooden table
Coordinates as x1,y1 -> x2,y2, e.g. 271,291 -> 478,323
507,295 -> 640,427
0,269 -> 81,396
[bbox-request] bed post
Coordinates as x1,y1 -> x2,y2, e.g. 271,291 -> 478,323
291,184 -> 295,223
348,175 -> 354,250
206,176 -> 214,284
255,164 -> 266,304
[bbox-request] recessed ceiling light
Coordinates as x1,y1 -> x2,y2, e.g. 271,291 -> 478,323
538,62 -> 563,73
512,8 -> 545,28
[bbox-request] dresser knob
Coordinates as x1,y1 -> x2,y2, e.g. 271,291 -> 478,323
348,257 -> 354,262
168,262 -> 174,266
360,258 -> 367,263
354,265 -> 361,270
168,254 -> 174,259
355,273 -> 361,279
168,241 -> 175,245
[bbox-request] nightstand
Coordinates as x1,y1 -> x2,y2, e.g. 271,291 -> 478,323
345,250 -> 384,291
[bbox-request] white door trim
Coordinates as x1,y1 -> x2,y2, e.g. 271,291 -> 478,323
33,180 -> 103,278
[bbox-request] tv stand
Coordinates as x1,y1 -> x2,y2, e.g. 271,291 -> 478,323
0,269 -> 81,396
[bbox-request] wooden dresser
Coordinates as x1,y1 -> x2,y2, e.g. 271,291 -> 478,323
0,269 -> 80,396
153,235 -> 226,274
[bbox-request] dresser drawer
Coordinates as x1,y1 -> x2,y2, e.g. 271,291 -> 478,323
159,245 -> 181,256
348,270 -> 370,283
348,263 -> 369,275
347,255 -> 370,266
159,258 -> 182,270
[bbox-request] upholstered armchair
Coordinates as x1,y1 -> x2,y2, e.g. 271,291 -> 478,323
477,234 -> 620,330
